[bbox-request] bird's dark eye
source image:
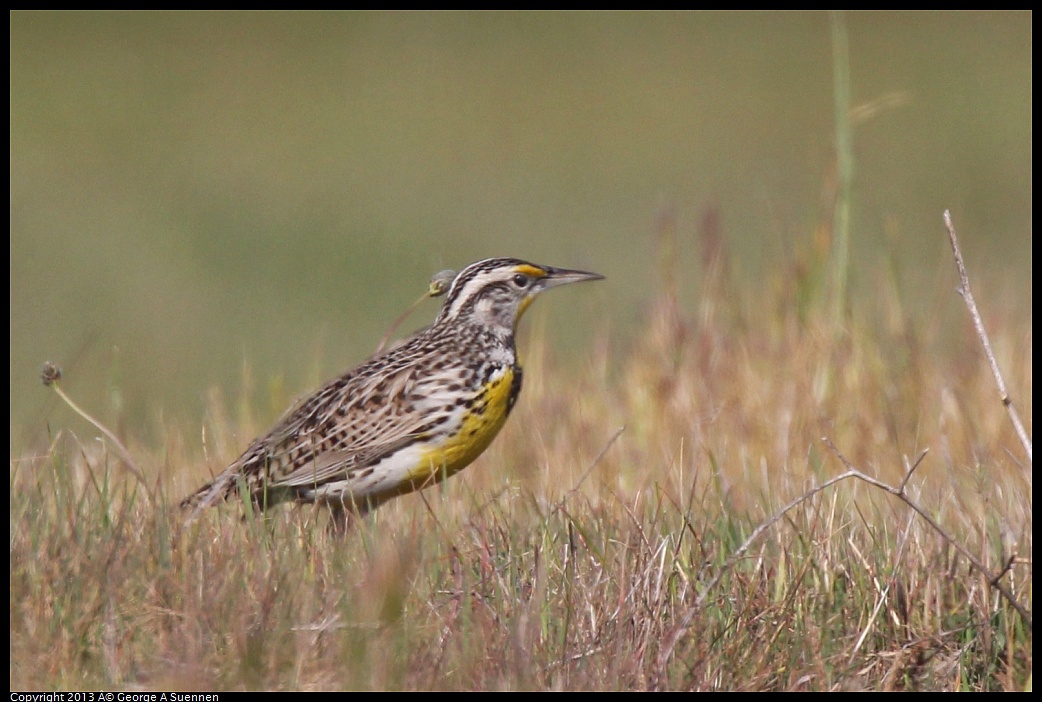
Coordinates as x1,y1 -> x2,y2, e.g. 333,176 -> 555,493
512,273 -> 530,288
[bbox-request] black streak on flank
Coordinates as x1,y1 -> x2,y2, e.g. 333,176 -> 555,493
507,365 -> 523,414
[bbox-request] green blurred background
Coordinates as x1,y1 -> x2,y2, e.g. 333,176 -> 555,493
10,11 -> 1032,443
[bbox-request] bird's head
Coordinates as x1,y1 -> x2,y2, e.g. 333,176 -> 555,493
432,257 -> 603,335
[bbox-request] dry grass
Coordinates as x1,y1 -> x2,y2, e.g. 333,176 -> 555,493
10,232 -> 1031,691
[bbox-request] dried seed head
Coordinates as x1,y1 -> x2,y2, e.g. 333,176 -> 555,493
40,361 -> 63,387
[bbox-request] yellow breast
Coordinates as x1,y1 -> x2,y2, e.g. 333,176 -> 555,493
409,364 -> 519,486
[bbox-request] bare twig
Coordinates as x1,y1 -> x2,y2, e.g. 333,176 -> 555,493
656,439 -> 1031,681
943,210 -> 1032,464
553,425 -> 626,514
40,361 -> 154,505
523,425 -> 625,530
657,461 -> 872,673
821,438 -> 1030,630
374,268 -> 456,354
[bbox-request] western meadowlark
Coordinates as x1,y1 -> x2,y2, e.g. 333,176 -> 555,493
181,257 -> 603,524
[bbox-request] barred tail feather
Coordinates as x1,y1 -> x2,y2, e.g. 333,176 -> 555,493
179,470 -> 240,517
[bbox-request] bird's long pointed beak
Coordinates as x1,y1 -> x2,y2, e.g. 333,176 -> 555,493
540,266 -> 605,289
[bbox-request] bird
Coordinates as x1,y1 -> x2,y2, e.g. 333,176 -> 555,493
180,257 -> 603,526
